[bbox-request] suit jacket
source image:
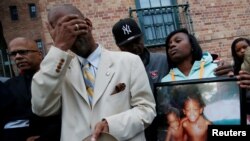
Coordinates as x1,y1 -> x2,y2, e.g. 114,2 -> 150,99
0,81 -> 14,139
5,75 -> 32,122
31,46 -> 156,141
4,74 -> 61,141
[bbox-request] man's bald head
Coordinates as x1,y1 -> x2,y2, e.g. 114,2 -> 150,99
48,4 -> 85,27
9,37 -> 39,51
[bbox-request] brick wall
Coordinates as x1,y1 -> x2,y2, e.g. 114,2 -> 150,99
0,0 -> 44,47
178,0 -> 250,61
39,0 -> 136,51
2,0 -> 250,62
0,0 -> 45,76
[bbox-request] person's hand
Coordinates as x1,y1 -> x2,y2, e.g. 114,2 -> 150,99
214,60 -> 233,76
227,71 -> 234,77
236,70 -> 250,89
46,14 -> 88,51
91,119 -> 109,141
26,136 -> 40,141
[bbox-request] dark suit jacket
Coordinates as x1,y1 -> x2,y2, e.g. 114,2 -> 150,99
0,81 -> 15,139
3,74 -> 61,141
5,75 -> 32,122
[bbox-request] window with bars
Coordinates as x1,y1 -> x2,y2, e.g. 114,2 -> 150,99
130,0 -> 193,48
36,39 -> 43,49
29,3 -> 37,18
9,6 -> 18,21
35,39 -> 45,56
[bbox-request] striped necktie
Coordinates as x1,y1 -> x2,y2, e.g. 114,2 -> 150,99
83,63 -> 95,107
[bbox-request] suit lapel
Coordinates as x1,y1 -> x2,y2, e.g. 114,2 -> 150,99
68,56 -> 91,107
92,50 -> 114,107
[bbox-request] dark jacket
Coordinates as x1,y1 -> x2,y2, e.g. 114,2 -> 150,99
140,48 -> 169,90
140,49 -> 168,141
3,74 -> 61,141
0,81 -> 15,139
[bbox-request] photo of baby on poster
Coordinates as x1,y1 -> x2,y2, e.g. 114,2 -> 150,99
154,77 -> 245,141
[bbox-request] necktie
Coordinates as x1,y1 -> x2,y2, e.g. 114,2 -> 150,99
83,63 -> 95,106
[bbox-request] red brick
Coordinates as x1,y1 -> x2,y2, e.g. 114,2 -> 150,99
2,0 -> 250,63
0,0 -> 45,52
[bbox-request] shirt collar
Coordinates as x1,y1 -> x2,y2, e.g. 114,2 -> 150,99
77,44 -> 102,68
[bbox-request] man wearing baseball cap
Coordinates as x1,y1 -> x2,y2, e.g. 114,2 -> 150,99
112,18 -> 168,90
112,18 -> 168,141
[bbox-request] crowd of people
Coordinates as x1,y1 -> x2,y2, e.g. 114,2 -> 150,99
0,3 -> 250,141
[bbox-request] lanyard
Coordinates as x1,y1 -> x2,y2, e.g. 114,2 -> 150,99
170,59 -> 205,81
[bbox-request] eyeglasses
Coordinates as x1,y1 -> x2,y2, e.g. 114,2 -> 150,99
8,50 -> 39,57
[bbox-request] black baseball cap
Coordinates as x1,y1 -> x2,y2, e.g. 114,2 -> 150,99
112,18 -> 142,46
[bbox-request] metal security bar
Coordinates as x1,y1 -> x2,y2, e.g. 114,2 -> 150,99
0,49 -> 14,78
129,3 -> 194,48
0,50 -> 6,76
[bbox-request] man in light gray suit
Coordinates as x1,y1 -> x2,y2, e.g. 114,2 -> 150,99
31,4 -> 156,141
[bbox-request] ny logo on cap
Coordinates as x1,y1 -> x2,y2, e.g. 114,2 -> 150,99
122,24 -> 132,35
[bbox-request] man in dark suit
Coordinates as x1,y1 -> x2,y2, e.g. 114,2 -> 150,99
3,37 -> 61,141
